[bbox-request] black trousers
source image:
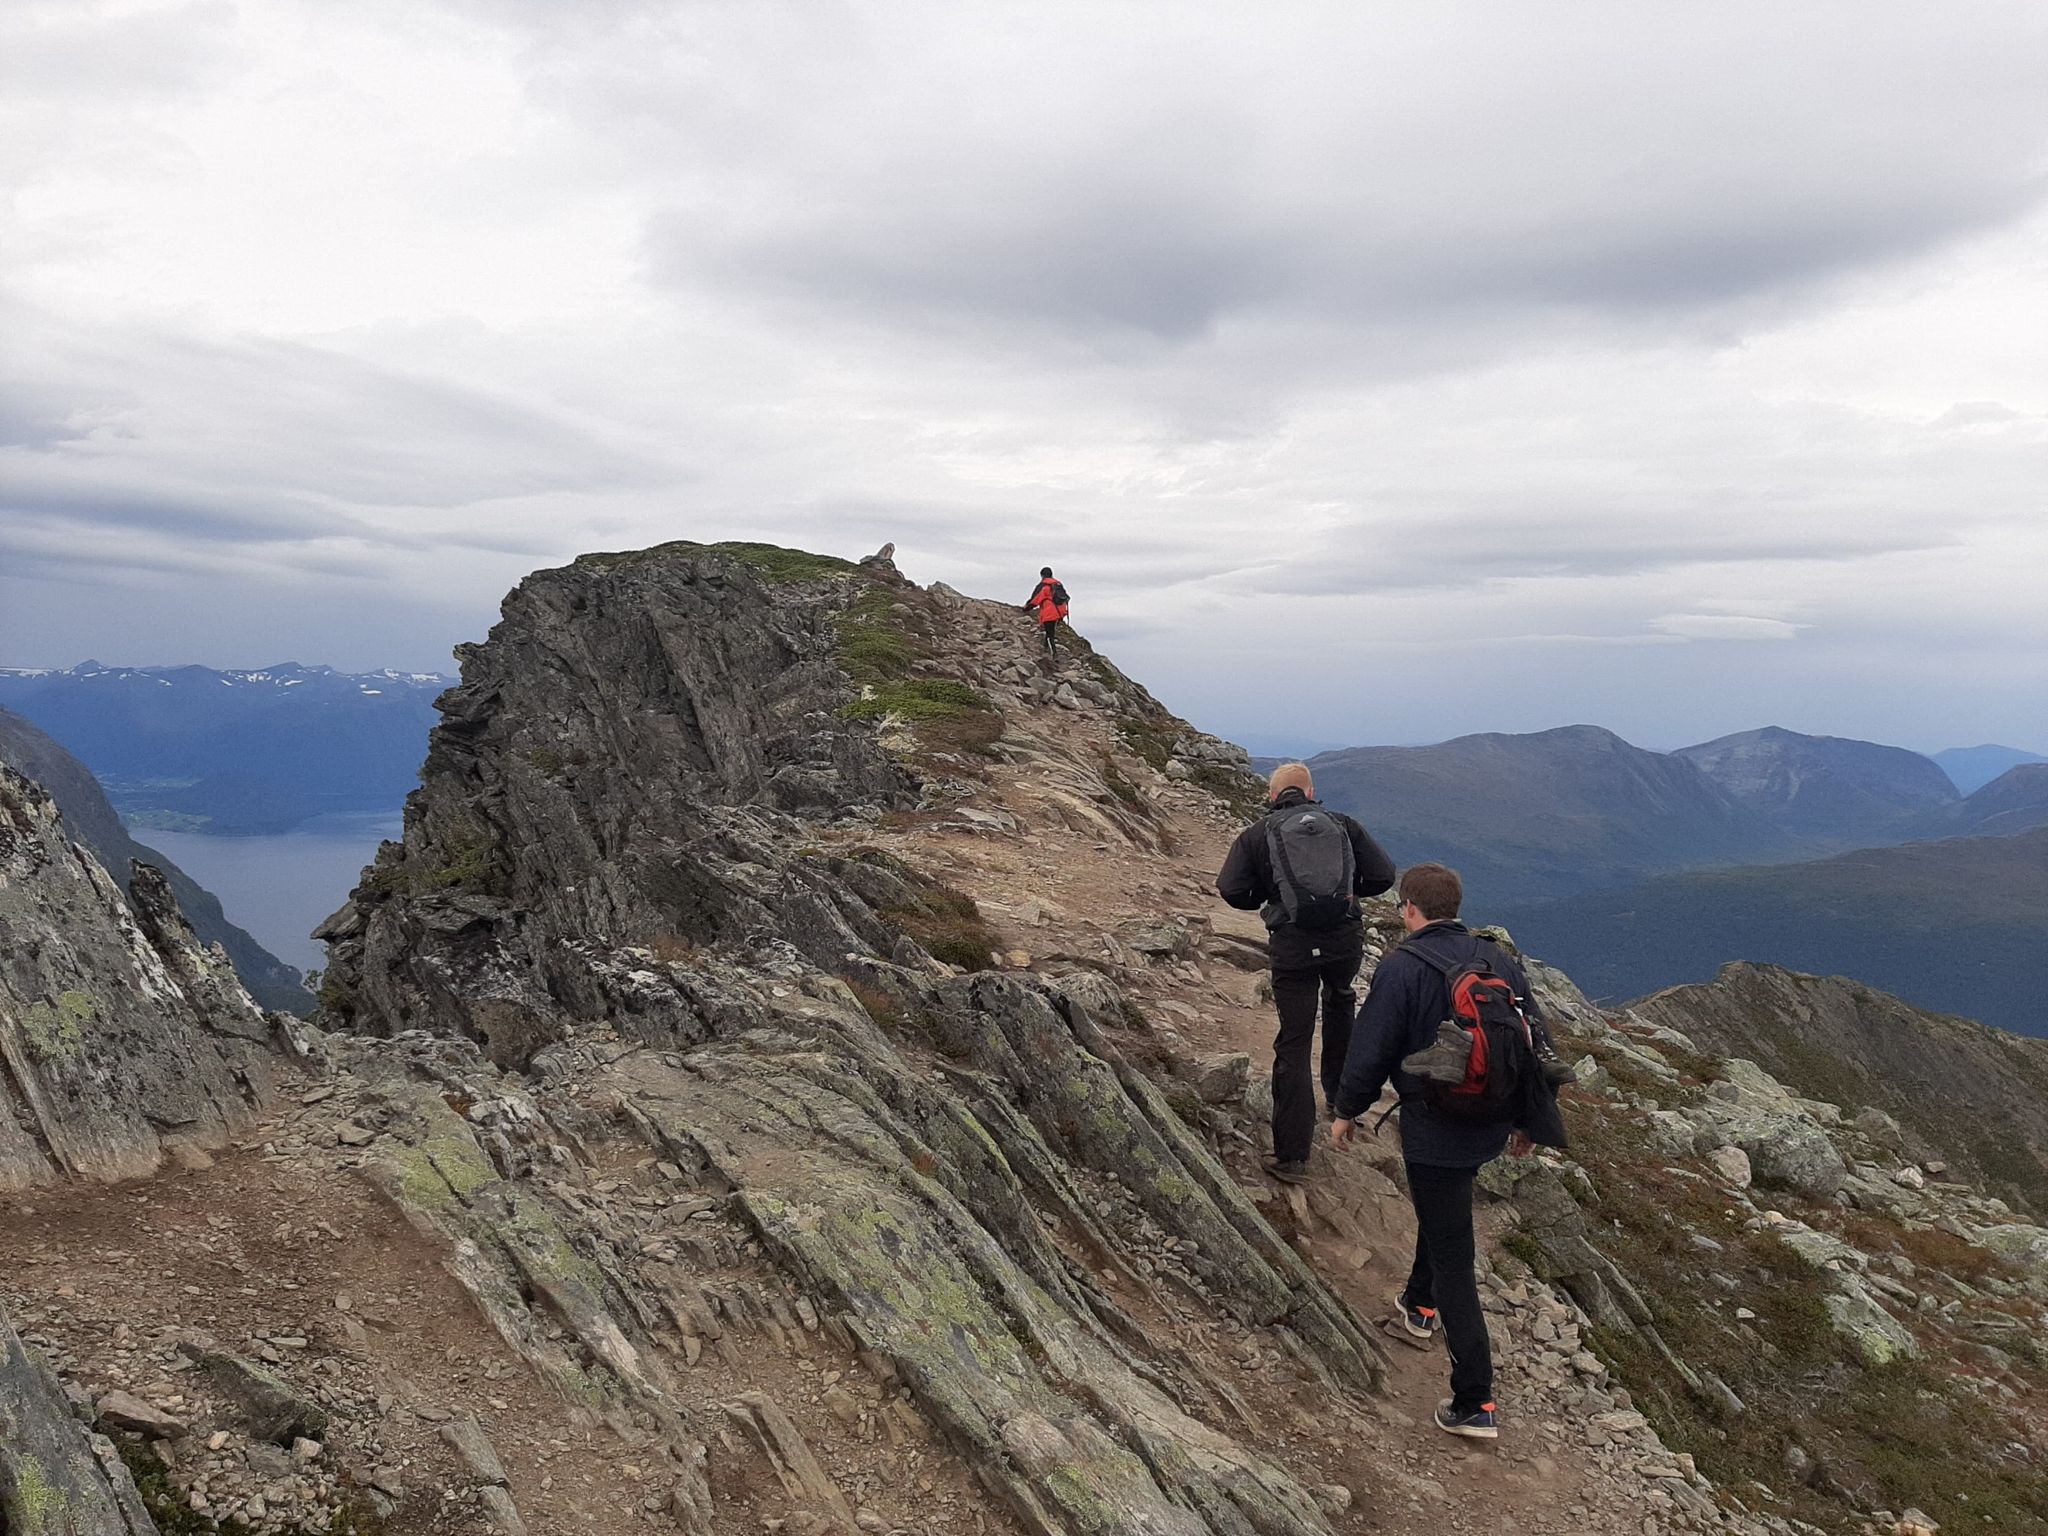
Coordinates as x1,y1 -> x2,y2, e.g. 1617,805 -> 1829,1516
1402,1161 -> 1493,1414
1039,619 -> 1060,653
1268,945 -> 1361,1163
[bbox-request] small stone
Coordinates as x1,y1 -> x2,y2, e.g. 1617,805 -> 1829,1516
95,1391 -> 186,1439
293,1437 -> 323,1462
1708,1145 -> 1753,1189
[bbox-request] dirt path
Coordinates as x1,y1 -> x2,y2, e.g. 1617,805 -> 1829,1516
842,644 -> 1717,1535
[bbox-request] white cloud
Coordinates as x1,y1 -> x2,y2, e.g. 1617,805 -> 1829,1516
1652,614 -> 1804,642
1,0 -> 2045,755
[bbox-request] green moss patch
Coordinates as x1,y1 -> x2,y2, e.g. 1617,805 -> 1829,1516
20,990 -> 94,1062
881,881 -> 999,972
840,678 -> 993,723
574,539 -> 855,582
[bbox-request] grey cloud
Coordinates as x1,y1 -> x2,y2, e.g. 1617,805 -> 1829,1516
633,6 -> 2048,366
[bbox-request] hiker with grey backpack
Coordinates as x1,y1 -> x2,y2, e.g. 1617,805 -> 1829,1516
1331,862 -> 1571,1442
1216,762 -> 1397,1184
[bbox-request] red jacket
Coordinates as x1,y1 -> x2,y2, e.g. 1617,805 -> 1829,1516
1026,578 -> 1069,623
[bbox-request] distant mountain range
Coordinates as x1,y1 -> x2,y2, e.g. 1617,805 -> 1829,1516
0,661 -> 445,835
1501,825 -> 2048,1037
1671,725 -> 1957,841
1287,724 -> 1778,904
1281,722 -> 2043,907
0,706 -> 310,1012
1933,742 -> 2048,795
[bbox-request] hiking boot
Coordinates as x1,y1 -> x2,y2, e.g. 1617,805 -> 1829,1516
1402,1021 -> 1472,1086
1532,1030 -> 1579,1087
1392,1300 -> 1443,1347
1538,1054 -> 1579,1088
1261,1157 -> 1312,1185
1433,1400 -> 1499,1440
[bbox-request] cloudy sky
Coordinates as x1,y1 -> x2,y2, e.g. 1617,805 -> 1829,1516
5,1 -> 2046,754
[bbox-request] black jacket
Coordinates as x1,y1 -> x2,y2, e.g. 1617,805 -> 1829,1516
1335,920 -> 1563,1167
1216,789 -> 1396,965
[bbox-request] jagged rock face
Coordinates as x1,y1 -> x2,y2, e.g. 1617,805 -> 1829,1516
318,547 -> 916,1055
0,704 -> 310,1013
0,1306 -> 157,1534
316,545 -> 1381,1536
0,763 -> 277,1190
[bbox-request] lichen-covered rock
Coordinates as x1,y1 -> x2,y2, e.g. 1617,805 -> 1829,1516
1685,1063 -> 1848,1198
0,764 -> 279,1190
0,1306 -> 157,1534
314,545 -> 1389,1536
1821,1285 -> 1920,1366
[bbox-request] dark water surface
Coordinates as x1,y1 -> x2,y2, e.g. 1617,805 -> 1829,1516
137,812 -> 401,973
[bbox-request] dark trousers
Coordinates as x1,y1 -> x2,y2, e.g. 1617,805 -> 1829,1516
1402,1161 -> 1493,1413
1268,948 -> 1360,1162
1039,619 -> 1060,654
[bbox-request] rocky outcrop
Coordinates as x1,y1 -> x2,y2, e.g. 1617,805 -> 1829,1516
0,1305 -> 157,1534
0,763 -> 280,1190
0,704 -> 310,1014
315,544 -> 1375,1536
1636,961 -> 2048,1214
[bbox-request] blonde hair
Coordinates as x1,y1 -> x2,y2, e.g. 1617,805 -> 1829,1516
1267,762 -> 1314,800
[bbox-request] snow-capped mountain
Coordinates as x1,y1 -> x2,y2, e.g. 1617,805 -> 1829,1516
0,661 -> 448,834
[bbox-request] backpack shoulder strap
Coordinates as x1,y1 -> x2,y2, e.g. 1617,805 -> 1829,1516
1397,938 -> 1454,978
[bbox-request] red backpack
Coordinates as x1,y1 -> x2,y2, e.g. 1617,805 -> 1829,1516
1402,941 -> 1535,1124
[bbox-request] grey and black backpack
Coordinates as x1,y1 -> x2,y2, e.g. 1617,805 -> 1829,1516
1261,806 -> 1356,929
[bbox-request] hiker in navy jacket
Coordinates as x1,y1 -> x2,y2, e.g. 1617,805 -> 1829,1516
1332,861 -> 1565,1442
1217,762 -> 1395,1183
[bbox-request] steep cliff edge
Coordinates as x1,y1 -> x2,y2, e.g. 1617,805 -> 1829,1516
0,705 -> 311,1013
0,763 -> 280,1189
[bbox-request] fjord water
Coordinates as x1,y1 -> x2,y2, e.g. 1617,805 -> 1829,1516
136,811 -> 399,973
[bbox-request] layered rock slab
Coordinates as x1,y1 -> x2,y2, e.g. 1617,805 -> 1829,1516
0,764 -> 278,1190
317,545 -> 1386,1536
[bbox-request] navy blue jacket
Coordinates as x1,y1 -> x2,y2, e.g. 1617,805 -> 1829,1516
1335,920 -> 1544,1168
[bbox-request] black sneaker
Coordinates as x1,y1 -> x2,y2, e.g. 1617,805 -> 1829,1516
1393,1300 -> 1443,1347
1261,1157 -> 1311,1185
1433,1400 -> 1499,1440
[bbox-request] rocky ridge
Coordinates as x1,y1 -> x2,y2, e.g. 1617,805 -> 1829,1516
2,540 -> 2044,1536
0,703 -> 310,1012
0,763 -> 284,1190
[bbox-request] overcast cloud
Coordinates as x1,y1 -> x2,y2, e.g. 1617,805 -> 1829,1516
3,0 -> 2045,753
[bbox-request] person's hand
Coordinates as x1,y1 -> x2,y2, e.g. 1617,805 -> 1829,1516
1509,1131 -> 1533,1158
1331,1118 -> 1356,1148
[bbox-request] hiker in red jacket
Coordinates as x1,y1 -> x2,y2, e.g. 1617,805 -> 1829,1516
1022,567 -> 1070,657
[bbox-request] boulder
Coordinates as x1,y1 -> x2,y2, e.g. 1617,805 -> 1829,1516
0,766 -> 279,1191
1185,1052 -> 1251,1106
1822,1284 -> 1919,1366
1707,1145 -> 1752,1189
1972,1223 -> 2048,1295
177,1336 -> 328,1445
1687,1068 -> 1847,1198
